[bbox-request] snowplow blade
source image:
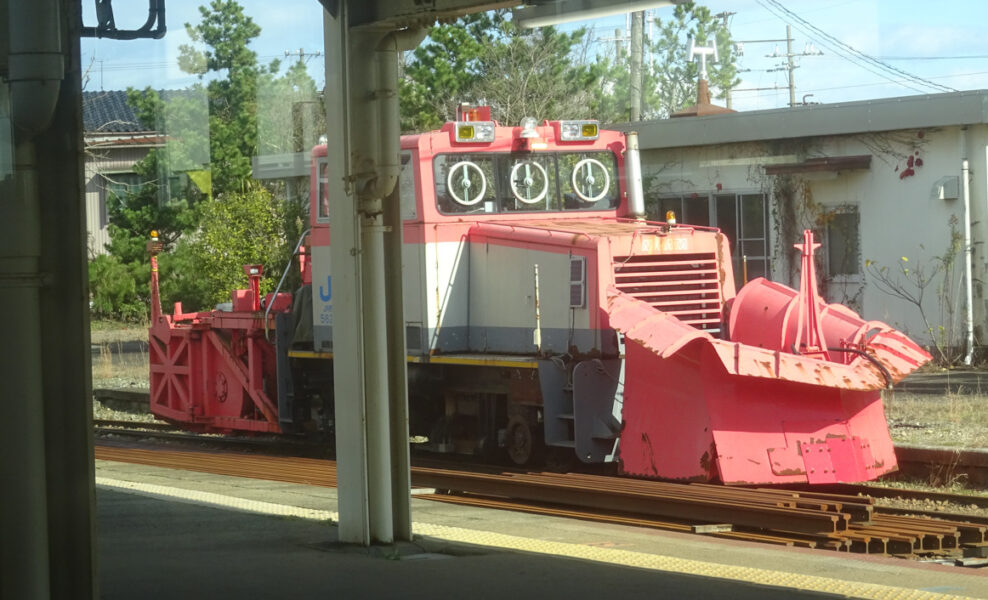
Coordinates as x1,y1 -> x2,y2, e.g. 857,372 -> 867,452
608,286 -> 931,485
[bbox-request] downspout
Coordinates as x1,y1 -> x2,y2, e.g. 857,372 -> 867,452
962,158 -> 975,365
1,0 -> 63,597
366,28 -> 426,201
625,131 -> 645,219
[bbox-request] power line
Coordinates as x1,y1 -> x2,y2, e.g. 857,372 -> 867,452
801,70 -> 988,94
756,0 -> 955,94
753,1 -> 927,94
877,55 -> 988,61
759,0 -> 955,93
732,69 -> 988,100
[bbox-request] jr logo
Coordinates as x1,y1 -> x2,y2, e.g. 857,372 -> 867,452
319,276 -> 332,302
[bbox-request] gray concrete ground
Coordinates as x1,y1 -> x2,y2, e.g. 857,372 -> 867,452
96,460 -> 988,600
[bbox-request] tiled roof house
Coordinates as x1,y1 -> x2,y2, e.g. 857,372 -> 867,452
83,90 -> 166,256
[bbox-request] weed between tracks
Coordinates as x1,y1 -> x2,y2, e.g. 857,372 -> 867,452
91,322 -> 152,422
91,340 -> 149,390
884,390 -> 988,449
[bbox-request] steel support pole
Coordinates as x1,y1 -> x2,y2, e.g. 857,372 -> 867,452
0,136 -> 51,600
377,36 -> 412,541
1,0 -> 62,591
323,7 -> 372,545
1,1 -> 97,596
384,181 -> 412,540
322,5 -> 412,545
324,2 -> 371,545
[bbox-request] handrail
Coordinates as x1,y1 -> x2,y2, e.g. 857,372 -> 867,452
264,228 -> 311,342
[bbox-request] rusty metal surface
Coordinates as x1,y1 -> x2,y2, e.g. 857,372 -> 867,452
95,444 -> 984,559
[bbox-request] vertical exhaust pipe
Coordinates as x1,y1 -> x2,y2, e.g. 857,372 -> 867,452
625,131 -> 645,220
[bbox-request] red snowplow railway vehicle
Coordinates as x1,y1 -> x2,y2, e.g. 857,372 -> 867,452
148,109 -> 930,485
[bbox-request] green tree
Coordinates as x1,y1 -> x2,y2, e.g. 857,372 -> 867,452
399,12 -> 600,130
181,185 -> 287,307
91,2 -> 311,318
400,13 -> 499,132
88,254 -> 146,322
595,2 -> 740,121
178,0 -> 280,197
103,151 -> 200,266
473,21 -> 601,126
258,57 -> 324,156
96,89 -> 205,317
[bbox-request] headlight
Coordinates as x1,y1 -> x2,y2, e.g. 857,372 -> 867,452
559,120 -> 599,141
455,121 -> 495,143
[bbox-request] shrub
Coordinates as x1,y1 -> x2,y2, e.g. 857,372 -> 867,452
89,254 -> 146,322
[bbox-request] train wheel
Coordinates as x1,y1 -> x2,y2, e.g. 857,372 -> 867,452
505,415 -> 534,465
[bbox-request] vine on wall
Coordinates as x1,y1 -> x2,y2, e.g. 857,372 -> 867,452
768,173 -> 863,309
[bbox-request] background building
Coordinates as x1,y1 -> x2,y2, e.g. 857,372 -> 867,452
618,90 -> 988,356
82,90 -> 166,256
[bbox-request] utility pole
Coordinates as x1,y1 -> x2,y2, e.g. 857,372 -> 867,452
601,28 -> 628,60
284,47 -> 323,64
785,25 -> 795,107
764,25 -> 822,107
738,26 -> 822,108
630,11 -> 643,121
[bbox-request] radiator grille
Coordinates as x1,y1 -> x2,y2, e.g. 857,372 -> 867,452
612,252 -> 723,332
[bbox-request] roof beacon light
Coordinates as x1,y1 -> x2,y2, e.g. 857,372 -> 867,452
665,210 -> 677,226
519,116 -> 539,139
560,120 -> 599,141
455,121 -> 495,143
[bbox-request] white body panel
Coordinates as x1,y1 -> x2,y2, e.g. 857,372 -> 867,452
469,243 -> 592,354
423,235 -> 471,353
311,239 -> 427,353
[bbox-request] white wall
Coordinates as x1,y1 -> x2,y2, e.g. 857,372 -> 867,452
640,123 -> 988,349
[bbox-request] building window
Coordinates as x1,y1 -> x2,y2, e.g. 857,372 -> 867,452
399,151 -> 417,220
652,191 -> 769,284
824,206 -> 860,277
316,157 -> 330,221
102,172 -> 144,227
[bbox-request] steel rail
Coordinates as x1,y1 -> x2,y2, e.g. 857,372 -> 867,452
413,468 -> 848,535
91,388 -> 988,487
93,444 -> 986,558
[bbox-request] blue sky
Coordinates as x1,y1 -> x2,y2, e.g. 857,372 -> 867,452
81,0 -> 988,112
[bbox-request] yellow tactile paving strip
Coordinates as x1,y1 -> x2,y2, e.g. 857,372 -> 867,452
96,477 -> 977,600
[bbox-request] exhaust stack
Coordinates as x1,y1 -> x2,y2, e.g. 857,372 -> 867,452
625,131 -> 645,219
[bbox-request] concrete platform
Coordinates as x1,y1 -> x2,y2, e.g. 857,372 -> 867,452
96,459 -> 988,600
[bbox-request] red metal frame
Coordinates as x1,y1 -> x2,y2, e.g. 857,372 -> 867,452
611,230 -> 931,484
148,242 -> 288,433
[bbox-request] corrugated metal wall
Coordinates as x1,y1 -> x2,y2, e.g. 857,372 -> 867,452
84,144 -> 152,256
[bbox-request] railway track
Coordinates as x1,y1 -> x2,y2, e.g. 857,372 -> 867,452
93,443 -> 988,562
94,387 -> 988,487
93,419 -> 329,457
